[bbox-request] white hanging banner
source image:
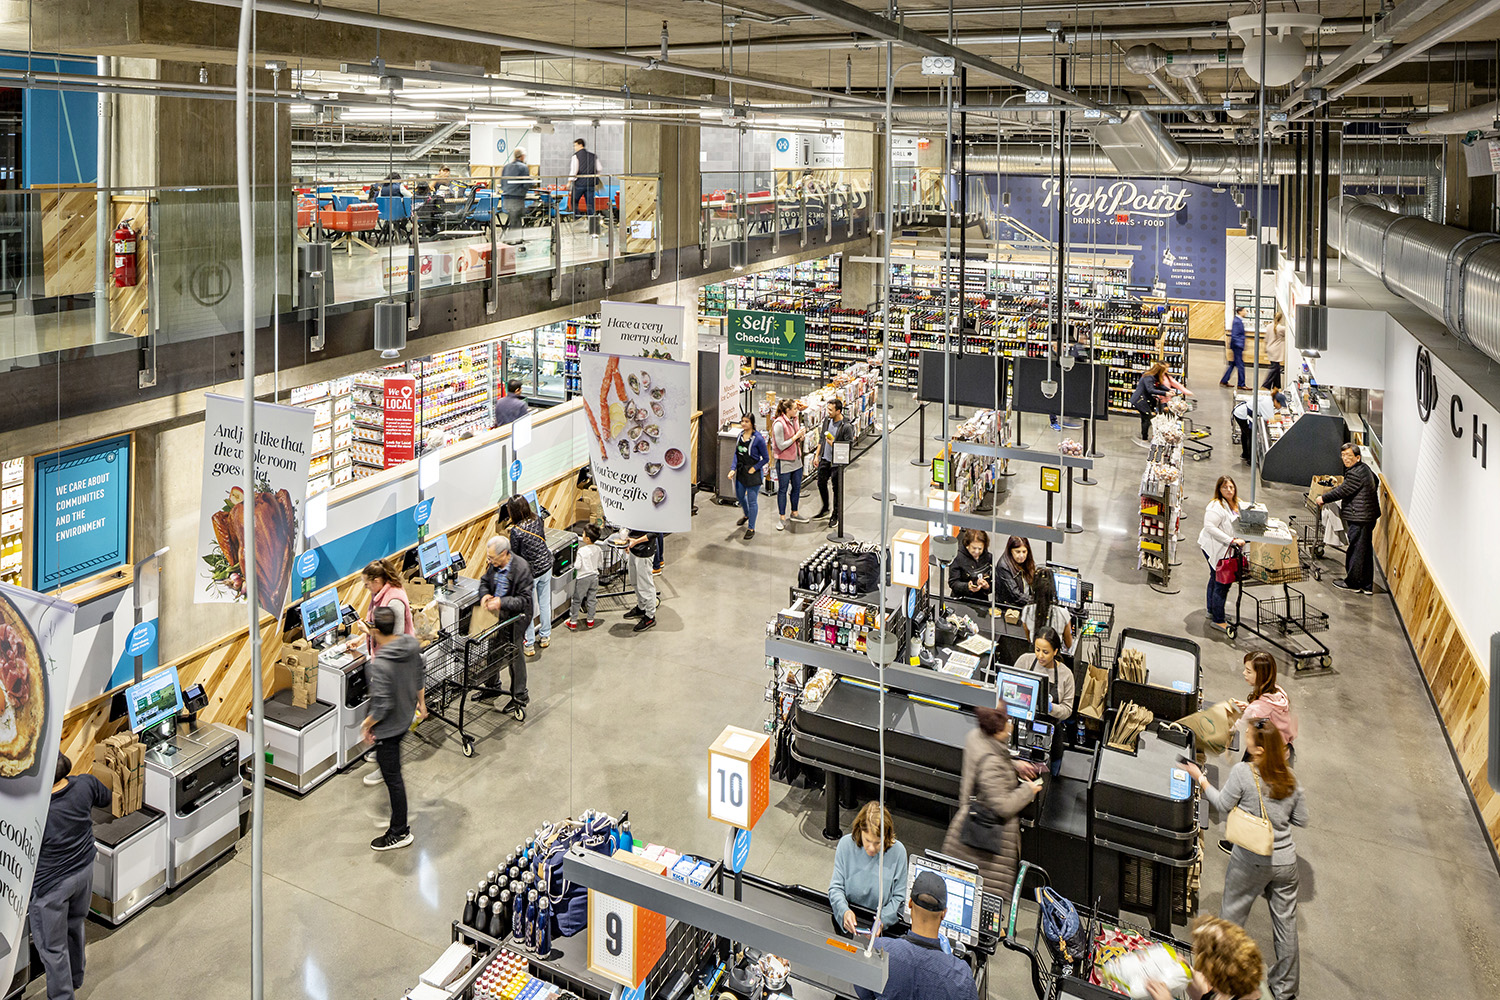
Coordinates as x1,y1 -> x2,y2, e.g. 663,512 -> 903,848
717,343 -> 741,431
0,583 -> 78,989
600,301 -> 687,361
580,353 -> 692,532
196,393 -> 317,620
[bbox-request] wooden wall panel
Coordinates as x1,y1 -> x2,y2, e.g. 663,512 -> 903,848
620,175 -> 658,255
38,186 -> 99,298
109,197 -> 151,340
1376,480 -> 1499,854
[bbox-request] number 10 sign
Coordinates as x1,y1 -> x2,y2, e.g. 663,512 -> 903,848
707,725 -> 770,830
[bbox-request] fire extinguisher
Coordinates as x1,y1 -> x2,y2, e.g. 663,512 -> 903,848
112,221 -> 138,287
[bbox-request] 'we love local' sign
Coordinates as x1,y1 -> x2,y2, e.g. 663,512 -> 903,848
728,309 -> 806,363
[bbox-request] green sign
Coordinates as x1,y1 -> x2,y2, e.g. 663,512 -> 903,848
728,309 -> 806,362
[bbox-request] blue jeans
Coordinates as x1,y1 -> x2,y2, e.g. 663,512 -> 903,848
776,461 -> 804,517
526,569 -> 552,644
735,479 -> 759,529
1222,345 -> 1246,387
1206,553 -> 1232,624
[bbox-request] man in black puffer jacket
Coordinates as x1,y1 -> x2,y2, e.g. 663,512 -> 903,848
1315,442 -> 1380,594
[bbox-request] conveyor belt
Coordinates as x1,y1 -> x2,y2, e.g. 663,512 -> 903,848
720,874 -> 856,999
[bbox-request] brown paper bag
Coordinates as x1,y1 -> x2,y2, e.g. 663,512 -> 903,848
413,601 -> 442,643
1107,702 -> 1153,752
405,580 -> 436,608
1117,647 -> 1148,684
1077,664 -> 1109,721
1177,700 -> 1244,756
467,601 -> 499,638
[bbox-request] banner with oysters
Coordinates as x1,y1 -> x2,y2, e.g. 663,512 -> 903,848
579,352 -> 693,533
0,582 -> 77,988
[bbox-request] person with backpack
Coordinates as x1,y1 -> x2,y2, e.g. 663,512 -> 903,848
507,495 -> 553,656
568,138 -> 600,221
728,413 -> 769,540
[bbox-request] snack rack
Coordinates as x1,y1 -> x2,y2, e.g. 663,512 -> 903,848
1137,413 -> 1185,594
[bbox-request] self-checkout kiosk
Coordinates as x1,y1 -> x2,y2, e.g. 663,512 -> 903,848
131,667 -> 243,889
256,593 -> 343,794
294,588 -> 372,772
422,534 -> 480,632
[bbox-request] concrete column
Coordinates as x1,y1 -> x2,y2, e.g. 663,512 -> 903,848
624,118 -> 701,253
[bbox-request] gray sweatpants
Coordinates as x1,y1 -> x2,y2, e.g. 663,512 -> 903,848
28,865 -> 93,1000
628,553 -> 656,614
1221,857 -> 1300,1000
571,572 -> 599,620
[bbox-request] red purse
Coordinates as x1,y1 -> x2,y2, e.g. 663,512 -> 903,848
1214,552 -> 1244,584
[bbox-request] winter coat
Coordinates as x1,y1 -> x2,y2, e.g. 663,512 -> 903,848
1318,459 -> 1380,524
993,559 -> 1033,607
1243,686 -> 1298,745
942,728 -> 1034,902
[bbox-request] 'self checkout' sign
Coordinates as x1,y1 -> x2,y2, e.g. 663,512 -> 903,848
728,309 -> 807,363
33,434 -> 131,591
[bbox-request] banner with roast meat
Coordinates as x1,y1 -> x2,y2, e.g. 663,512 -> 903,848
0,582 -> 77,988
196,393 -> 316,619
579,353 -> 692,533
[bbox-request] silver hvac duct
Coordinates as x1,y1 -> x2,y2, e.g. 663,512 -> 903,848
1328,196 -> 1500,359
1406,99 -> 1500,136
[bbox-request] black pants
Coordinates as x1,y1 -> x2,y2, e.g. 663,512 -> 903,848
28,866 -> 92,1000
1236,416 -> 1255,463
490,616 -> 529,704
1137,409 -> 1153,441
571,182 -> 593,216
817,462 -> 842,516
1344,519 -> 1376,590
1261,361 -> 1283,390
374,733 -> 408,836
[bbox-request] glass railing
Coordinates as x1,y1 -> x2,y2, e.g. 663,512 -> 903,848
699,168 -> 875,254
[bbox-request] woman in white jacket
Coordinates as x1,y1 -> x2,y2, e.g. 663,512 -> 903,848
1198,475 -> 1246,634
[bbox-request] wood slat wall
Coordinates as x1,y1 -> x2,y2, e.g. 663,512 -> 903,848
1376,479 -> 1499,854
620,175 -> 658,255
109,197 -> 151,340
38,186 -> 99,298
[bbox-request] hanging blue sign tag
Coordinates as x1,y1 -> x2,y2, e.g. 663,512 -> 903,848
125,621 -> 156,658
510,459 -> 522,482
414,498 -> 434,525
731,828 -> 752,873
296,550 -> 320,579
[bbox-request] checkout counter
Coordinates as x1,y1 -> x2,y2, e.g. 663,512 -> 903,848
1250,381 -> 1349,486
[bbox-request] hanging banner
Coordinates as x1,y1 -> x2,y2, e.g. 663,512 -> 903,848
383,376 -> 417,468
580,353 -> 692,532
196,394 -> 316,620
0,582 -> 77,989
600,301 -> 687,360
728,309 -> 806,363
31,434 -> 132,592
717,343 -> 742,431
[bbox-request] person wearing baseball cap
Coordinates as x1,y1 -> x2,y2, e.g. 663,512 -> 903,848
854,870 -> 979,1000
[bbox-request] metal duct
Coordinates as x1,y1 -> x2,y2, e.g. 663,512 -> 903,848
1328,196 -> 1500,358
1406,99 -> 1500,136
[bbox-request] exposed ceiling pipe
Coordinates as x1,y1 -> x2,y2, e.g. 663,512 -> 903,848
1281,0 -> 1451,111
1406,98 -> 1500,135
407,121 -> 466,158
964,145 -> 1440,182
1299,0 -> 1500,119
1141,70 -> 1205,123
188,0 -> 889,108
1177,74 -> 1215,123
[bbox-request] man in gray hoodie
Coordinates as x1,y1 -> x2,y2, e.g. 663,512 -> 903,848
363,605 -> 423,851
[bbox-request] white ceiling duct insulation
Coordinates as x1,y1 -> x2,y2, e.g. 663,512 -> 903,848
1329,196 -> 1500,358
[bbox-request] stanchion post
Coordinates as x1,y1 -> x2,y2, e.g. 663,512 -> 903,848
1088,416 -> 1105,458
909,402 -> 927,466
1064,469 -> 1084,533
1045,491 -> 1056,562
1079,424 -> 1099,486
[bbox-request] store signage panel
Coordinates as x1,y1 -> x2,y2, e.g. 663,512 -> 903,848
32,434 -> 131,592
728,309 -> 806,363
579,353 -> 692,532
890,528 -> 931,590
383,376 -> 417,468
600,301 -> 687,360
586,879 -> 667,989
1040,467 -> 1062,493
717,343 -> 742,430
707,725 -> 770,830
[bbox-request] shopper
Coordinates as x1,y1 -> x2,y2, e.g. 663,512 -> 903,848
771,399 -> 808,530
499,149 -> 530,241
1183,720 -> 1307,1000
1011,627 -> 1074,776
941,704 -> 1043,904
494,378 -> 529,427
1262,309 -> 1287,390
28,753 -> 110,1000
1233,391 -> 1284,465
1199,475 -> 1246,634
623,529 -> 657,632
1021,567 -> 1074,653
363,606 -> 423,852
357,557 -> 413,656
948,528 -> 993,600
1314,442 -> 1380,594
568,137 -> 600,219
1221,305 -> 1249,389
1146,916 -> 1265,1000
1130,361 -> 1172,445
854,870 -> 979,1000
479,535 -> 532,720
729,413 -> 769,540
567,523 -> 603,631
828,802 -> 909,936
507,494 -> 553,655
1234,651 -> 1298,757
993,535 -> 1036,607
813,398 -> 856,520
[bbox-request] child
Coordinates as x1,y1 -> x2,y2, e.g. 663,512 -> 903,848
566,523 -> 603,631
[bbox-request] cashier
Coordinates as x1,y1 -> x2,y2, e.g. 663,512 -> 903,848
1011,627 -> 1075,776
947,528 -> 993,600
828,802 -> 908,936
855,871 -> 979,1000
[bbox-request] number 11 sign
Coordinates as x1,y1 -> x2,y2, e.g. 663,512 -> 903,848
707,725 -> 770,830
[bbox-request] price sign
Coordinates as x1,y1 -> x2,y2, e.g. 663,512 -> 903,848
707,725 -> 770,829
831,441 -> 851,466
587,885 -> 667,989
890,528 -> 930,590
1040,466 -> 1062,494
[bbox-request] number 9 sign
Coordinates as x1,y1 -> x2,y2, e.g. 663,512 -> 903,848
707,725 -> 770,830
587,887 -> 667,989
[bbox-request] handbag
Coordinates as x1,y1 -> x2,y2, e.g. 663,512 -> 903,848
1038,886 -> 1086,963
958,801 -> 1008,855
1225,769 -> 1275,856
1215,551 -> 1245,585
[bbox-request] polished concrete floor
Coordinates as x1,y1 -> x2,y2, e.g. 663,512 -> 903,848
56,344 -> 1500,1000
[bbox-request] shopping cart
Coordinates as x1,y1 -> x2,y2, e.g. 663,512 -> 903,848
1225,538 -> 1333,673
420,612 -> 522,756
1178,398 -> 1213,461
1003,862 -> 1195,1000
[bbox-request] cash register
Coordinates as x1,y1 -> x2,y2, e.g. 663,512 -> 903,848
136,667 -> 243,889
297,587 -> 373,771
905,853 -> 1006,951
997,667 -> 1053,762
420,534 -> 479,632
255,591 -> 341,795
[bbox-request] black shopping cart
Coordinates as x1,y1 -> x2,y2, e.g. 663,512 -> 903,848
420,612 -> 523,756
1225,536 -> 1332,673
1179,398 -> 1213,461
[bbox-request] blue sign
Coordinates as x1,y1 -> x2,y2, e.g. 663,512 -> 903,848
730,828 -> 752,874
775,137 -> 790,152
33,434 -> 131,591
496,137 -> 507,153
414,498 -> 434,526
296,550 -> 320,579
126,620 -> 156,658
1169,768 -> 1192,802
622,986 -> 647,1000
509,459 -> 522,483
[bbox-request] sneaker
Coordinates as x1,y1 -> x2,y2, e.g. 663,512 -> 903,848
362,769 -> 384,787
371,831 -> 414,852
632,616 -> 656,633
623,607 -> 645,619
736,515 -> 748,526
585,619 -> 596,628
1218,838 -> 1233,856
813,507 -> 829,519
790,513 -> 808,523
524,642 -> 537,656
1332,580 -> 1356,592
566,620 -> 579,631
776,520 -> 786,531
1361,588 -> 1374,595
653,566 -> 662,576
744,528 -> 755,540
539,637 -> 550,648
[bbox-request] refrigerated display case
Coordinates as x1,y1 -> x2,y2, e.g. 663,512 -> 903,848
1,457 -> 24,588
535,323 -> 567,402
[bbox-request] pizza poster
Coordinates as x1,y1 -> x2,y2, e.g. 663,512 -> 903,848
0,582 -> 77,988
383,375 -> 416,468
196,393 -> 316,621
579,353 -> 692,533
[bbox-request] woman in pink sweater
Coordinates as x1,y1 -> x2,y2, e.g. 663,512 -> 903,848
1234,651 -> 1297,758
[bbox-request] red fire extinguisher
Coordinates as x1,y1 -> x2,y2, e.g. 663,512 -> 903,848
112,221 -> 138,287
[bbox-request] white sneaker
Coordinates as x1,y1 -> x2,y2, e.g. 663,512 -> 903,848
776,520 -> 786,531
363,769 -> 384,786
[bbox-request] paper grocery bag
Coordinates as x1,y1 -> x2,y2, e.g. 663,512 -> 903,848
1077,664 -> 1109,721
1177,700 -> 1244,757
466,601 -> 499,639
406,580 -> 436,608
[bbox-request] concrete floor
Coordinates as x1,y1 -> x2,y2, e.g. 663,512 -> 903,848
56,344 -> 1500,1000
